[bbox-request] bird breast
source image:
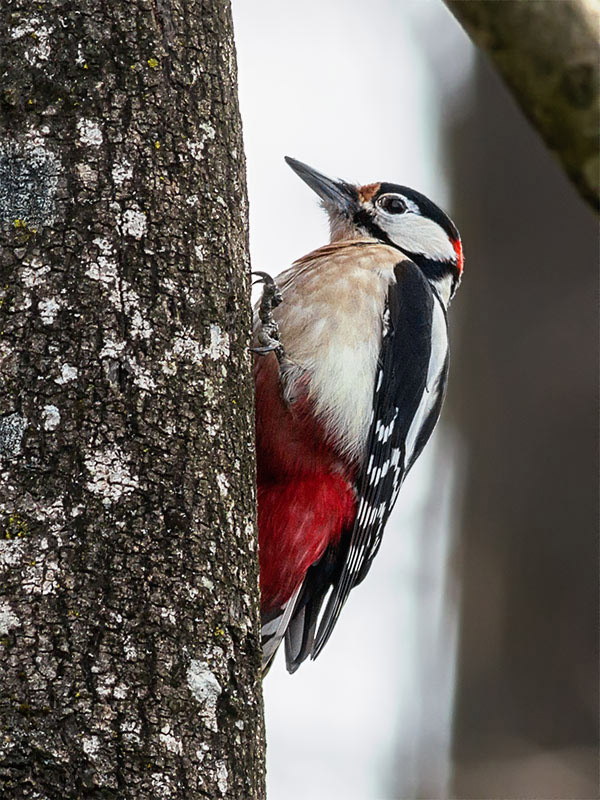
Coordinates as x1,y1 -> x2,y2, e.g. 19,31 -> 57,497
271,241 -> 402,462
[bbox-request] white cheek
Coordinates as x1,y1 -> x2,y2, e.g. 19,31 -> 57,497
382,214 -> 455,261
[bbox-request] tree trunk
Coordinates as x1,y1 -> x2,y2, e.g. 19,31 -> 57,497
0,1 -> 265,798
443,0 -> 600,212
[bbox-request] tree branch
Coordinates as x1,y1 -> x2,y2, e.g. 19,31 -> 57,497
443,0 -> 600,211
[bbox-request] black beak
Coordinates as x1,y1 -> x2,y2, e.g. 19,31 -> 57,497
285,157 -> 357,215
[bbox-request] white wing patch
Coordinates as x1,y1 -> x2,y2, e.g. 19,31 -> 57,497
404,296 -> 448,467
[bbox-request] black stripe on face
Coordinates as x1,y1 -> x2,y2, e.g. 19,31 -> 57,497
408,255 -> 461,291
376,182 -> 459,242
352,208 -> 395,246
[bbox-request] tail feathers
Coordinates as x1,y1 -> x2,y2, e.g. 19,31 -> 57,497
261,589 -> 322,675
261,584 -> 302,675
261,537 -> 349,675
282,561 -> 335,672
283,590 -> 323,673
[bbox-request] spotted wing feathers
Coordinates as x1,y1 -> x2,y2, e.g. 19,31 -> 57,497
311,260 -> 445,657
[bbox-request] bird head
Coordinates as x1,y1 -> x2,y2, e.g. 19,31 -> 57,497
285,156 -> 463,303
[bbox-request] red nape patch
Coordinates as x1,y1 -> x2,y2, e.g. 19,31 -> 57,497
258,473 -> 357,613
452,238 -> 464,273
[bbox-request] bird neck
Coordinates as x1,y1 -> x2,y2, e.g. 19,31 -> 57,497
408,254 -> 458,307
326,216 -> 458,307
328,212 -> 377,244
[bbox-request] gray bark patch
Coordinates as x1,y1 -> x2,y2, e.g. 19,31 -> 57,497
0,601 -> 20,635
0,137 -> 60,229
0,412 -> 27,458
187,660 -> 222,732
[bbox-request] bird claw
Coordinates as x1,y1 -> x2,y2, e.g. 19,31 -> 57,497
252,271 -> 283,308
252,271 -> 285,362
251,344 -> 280,355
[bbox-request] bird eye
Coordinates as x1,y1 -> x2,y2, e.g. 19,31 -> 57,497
377,195 -> 407,215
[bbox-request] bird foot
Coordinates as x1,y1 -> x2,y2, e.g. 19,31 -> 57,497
252,271 -> 286,362
252,272 -> 305,406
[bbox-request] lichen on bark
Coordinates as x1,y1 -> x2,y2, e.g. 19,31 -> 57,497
0,1 -> 265,798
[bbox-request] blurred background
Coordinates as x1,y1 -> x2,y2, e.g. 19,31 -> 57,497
232,1 -> 598,797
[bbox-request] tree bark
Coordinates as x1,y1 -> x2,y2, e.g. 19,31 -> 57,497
0,1 -> 265,798
443,0 -> 600,211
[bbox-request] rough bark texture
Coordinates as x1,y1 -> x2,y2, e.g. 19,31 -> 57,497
444,0 -> 600,211
445,55 -> 598,798
0,1 -> 265,798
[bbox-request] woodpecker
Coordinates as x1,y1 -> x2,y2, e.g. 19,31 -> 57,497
255,157 -> 463,674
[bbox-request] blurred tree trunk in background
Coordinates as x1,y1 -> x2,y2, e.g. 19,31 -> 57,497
445,55 -> 598,798
0,1 -> 265,798
444,0 -> 600,211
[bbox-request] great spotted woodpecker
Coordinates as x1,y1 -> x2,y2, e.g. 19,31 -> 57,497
255,158 -> 463,673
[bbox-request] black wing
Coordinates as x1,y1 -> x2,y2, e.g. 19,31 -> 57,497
283,259 -> 449,671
